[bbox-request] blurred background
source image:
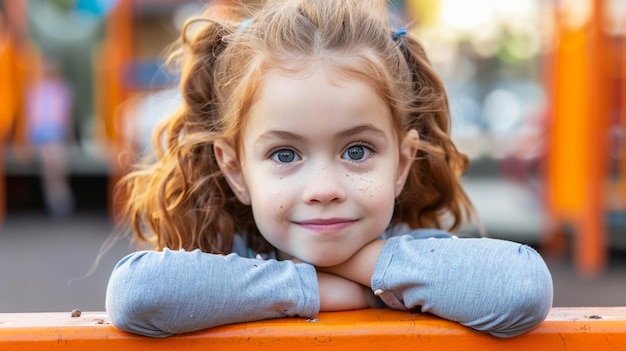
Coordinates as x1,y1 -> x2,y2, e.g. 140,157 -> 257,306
0,0 -> 625,313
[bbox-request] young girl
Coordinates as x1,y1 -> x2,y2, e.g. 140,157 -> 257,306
106,0 -> 553,338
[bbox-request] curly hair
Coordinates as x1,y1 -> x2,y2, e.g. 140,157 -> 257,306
116,0 -> 476,254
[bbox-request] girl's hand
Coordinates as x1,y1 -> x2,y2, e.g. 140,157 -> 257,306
318,239 -> 386,287
316,272 -> 377,311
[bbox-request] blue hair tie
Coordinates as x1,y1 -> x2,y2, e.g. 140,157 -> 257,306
239,18 -> 252,32
391,28 -> 407,41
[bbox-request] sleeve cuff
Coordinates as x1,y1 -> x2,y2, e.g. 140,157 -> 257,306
370,237 -> 408,311
295,263 -> 321,317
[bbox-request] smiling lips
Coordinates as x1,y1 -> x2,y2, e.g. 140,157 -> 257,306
295,218 -> 357,233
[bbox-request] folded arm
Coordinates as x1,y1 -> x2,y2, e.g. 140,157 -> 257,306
106,249 -> 319,337
325,230 -> 554,338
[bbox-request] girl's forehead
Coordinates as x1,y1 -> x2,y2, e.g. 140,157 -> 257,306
231,56 -> 404,149
256,59 -> 383,101
254,64 -> 386,115
262,54 -> 374,79
240,66 -> 401,144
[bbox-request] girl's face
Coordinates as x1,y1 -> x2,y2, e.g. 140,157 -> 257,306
216,65 -> 418,266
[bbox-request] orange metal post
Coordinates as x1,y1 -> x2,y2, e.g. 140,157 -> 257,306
618,23 -> 626,212
1,308 -> 626,351
575,0 -> 611,276
102,0 -> 133,146
0,1 -> 37,223
98,0 -> 134,220
546,3 -> 593,241
0,36 -> 13,225
545,0 -> 612,276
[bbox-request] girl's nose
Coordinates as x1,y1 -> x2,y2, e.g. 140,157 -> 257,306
302,164 -> 346,205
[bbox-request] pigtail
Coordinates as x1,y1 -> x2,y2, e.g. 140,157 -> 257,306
393,34 -> 477,233
118,15 -> 257,253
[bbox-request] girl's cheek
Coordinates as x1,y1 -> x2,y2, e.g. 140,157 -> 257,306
354,177 -> 396,212
351,173 -> 387,196
355,177 -> 380,196
262,179 -> 296,215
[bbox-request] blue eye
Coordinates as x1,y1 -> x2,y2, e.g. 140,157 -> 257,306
270,149 -> 301,163
342,144 -> 371,161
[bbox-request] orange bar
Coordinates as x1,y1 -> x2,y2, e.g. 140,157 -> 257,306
618,19 -> 626,206
574,0 -> 611,276
545,0 -> 614,276
1,308 -> 626,351
0,41 -> 10,224
547,15 -> 591,222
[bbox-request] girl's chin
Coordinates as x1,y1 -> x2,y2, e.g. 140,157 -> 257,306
277,249 -> 354,267
291,254 -> 349,267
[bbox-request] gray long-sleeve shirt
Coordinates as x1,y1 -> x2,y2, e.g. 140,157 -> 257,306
105,229 -> 553,338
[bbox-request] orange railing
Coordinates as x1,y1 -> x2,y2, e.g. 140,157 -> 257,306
1,308 -> 625,350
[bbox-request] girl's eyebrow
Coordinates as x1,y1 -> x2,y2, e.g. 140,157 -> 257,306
337,124 -> 387,140
255,130 -> 305,145
255,124 -> 388,146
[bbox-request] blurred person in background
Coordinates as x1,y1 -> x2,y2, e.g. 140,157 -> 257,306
24,54 -> 75,217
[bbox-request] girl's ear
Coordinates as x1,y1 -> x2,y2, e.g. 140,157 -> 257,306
395,129 -> 419,197
213,140 -> 251,205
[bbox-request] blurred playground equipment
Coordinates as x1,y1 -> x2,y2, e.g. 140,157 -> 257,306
542,0 -> 625,276
0,0 -> 625,277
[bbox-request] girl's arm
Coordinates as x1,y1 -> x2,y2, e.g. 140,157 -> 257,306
316,272 -> 377,311
105,248 -> 320,337
324,231 -> 554,338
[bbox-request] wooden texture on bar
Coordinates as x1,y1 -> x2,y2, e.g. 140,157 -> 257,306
1,308 -> 625,351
